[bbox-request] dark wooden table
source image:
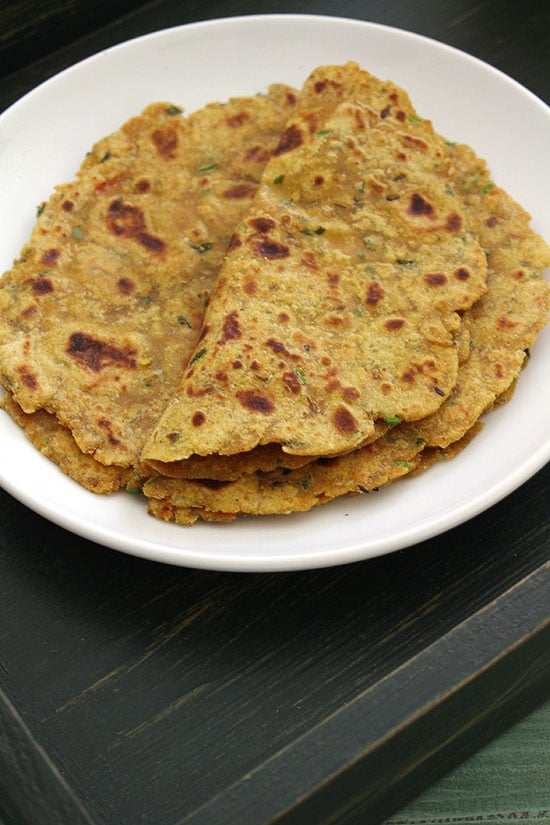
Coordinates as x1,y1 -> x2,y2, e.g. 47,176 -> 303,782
1,2 -> 549,824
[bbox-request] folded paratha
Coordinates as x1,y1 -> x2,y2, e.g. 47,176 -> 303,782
0,87 -> 298,489
143,63 -> 489,467
142,88 -> 550,524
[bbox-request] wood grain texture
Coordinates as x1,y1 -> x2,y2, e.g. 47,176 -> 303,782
0,1 -> 549,823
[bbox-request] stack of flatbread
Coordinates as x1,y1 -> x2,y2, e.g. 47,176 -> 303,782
1,63 -> 549,524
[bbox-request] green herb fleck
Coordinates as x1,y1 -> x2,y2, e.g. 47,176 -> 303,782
100,151 -> 111,163
353,196 -> 364,207
300,226 -> 325,236
166,104 -> 183,116
393,460 -> 411,468
189,347 -> 206,365
273,174 -> 285,185
445,140 -> 457,148
397,258 -> 415,267
196,163 -> 218,175
127,486 -> 143,496
36,202 -> 46,217
295,367 -> 307,385
415,437 -> 426,446
177,315 -> 192,327
384,416 -> 401,425
299,475 -> 312,490
191,242 -> 213,253
72,225 -> 83,240
409,114 -> 423,124
481,182 -> 494,194
317,129 -> 331,137
445,185 -> 455,196
138,295 -> 153,307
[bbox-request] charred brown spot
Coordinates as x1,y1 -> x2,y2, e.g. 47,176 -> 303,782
274,124 -> 303,156
192,411 -> 206,427
232,360 -> 243,369
198,325 -> 209,342
314,80 -> 328,93
366,282 -> 384,306
135,179 -> 150,193
369,180 -> 384,195
333,406 -> 358,434
282,371 -> 301,394
167,432 -> 180,443
454,268 -> 470,281
194,478 -> 233,490
485,216 -> 498,227
62,200 -> 74,212
278,312 -> 289,323
21,305 -> 37,319
342,386 -> 359,401
286,91 -> 297,104
255,239 -> 290,259
236,390 -> 275,414
396,110 -> 406,122
265,339 -> 299,360
215,371 -> 227,383
244,278 -> 257,296
228,233 -> 242,252
224,184 -> 256,199
186,385 -> 209,398
326,380 -> 341,392
151,128 -> 178,158
401,369 -> 416,383
381,382 -> 392,395
41,248 -> 60,266
497,316 -> 518,330
97,418 -> 120,446
107,199 -> 166,254
67,331 -> 137,372
385,318 -> 405,331
117,277 -> 134,295
250,361 -> 261,370
402,135 -> 428,150
222,311 -> 242,341
446,213 -> 462,231
30,277 -> 53,295
409,193 -> 434,217
245,145 -> 270,163
380,106 -> 391,118
424,273 -> 447,286
16,366 -> 38,389
513,270 -> 525,280
250,217 -> 275,234
226,112 -> 249,127
327,273 -> 340,287
314,175 -> 324,186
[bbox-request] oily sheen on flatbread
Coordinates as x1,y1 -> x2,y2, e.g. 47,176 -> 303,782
143,62 -> 489,467
0,87 -> 298,488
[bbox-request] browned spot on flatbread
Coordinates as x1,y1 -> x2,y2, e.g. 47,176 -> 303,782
236,390 -> 275,414
41,249 -> 60,266
151,128 -> 178,158
224,184 -> 256,199
222,311 -> 242,341
366,282 -> 384,306
282,372 -> 301,394
107,199 -> 166,254
30,277 -> 53,295
67,331 -> 137,372
192,411 -> 206,427
274,124 -> 303,155
16,365 -> 38,389
333,406 -> 358,433
408,193 -> 434,217
424,273 -> 447,286
254,239 -> 290,259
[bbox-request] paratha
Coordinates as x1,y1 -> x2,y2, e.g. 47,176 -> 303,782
142,78 -> 550,523
0,87 -> 298,485
143,62 -> 489,466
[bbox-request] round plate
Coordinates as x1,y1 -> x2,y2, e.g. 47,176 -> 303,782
0,15 -> 549,571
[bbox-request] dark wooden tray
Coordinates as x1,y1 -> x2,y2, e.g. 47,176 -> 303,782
0,2 -> 549,823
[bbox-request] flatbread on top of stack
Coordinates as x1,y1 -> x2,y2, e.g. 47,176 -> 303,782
143,63 -> 488,468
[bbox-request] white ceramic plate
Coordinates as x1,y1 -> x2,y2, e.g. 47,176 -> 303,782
1,15 -> 549,572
